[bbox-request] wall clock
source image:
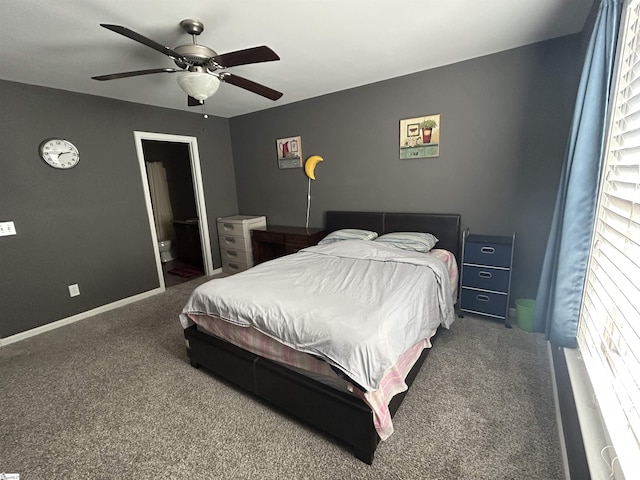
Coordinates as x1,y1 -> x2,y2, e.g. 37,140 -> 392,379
39,138 -> 80,169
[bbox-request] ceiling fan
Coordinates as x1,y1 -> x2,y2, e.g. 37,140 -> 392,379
92,19 -> 283,106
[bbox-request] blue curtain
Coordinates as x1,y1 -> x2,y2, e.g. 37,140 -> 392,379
534,0 -> 622,347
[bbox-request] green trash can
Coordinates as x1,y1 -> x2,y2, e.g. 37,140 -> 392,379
516,299 -> 536,332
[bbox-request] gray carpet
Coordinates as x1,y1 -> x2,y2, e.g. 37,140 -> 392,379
0,276 -> 563,479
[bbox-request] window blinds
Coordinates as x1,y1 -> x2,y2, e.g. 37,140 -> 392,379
577,0 -> 640,476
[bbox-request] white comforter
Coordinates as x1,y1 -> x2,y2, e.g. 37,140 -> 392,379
180,240 -> 455,391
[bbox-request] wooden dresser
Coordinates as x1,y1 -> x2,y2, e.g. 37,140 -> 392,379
251,225 -> 326,265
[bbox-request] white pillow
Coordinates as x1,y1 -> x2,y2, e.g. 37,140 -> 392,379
318,229 -> 379,245
375,232 -> 439,252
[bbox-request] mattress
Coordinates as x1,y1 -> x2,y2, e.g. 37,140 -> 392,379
181,241 -> 456,390
184,246 -> 458,439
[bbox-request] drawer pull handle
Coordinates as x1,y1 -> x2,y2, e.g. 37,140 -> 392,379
224,236 -> 236,243
481,246 -> 495,254
229,263 -> 238,269
476,294 -> 490,302
228,250 -> 237,257
478,271 -> 492,278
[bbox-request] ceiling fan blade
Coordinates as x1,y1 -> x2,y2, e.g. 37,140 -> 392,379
221,73 -> 283,100
92,68 -> 177,81
100,24 -> 186,63
212,46 -> 280,68
188,95 -> 204,107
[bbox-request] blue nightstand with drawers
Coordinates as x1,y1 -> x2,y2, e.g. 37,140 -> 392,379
459,232 -> 515,328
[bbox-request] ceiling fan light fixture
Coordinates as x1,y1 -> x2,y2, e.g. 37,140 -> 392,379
176,70 -> 221,101
93,21 -> 283,104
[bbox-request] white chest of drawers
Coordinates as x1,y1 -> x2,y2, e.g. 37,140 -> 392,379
217,215 -> 267,274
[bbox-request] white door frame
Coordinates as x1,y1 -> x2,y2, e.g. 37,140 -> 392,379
134,131 -> 214,290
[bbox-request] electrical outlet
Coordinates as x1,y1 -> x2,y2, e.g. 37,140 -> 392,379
68,284 -> 80,297
0,221 -> 17,236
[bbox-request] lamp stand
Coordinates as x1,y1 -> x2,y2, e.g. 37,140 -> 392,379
305,177 -> 311,229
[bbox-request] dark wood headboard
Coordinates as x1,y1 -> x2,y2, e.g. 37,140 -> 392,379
325,211 -> 462,261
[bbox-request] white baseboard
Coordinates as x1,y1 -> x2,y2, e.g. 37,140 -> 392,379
549,342 -> 571,480
0,287 -> 164,347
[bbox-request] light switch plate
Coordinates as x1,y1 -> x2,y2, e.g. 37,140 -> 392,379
68,284 -> 80,297
0,221 -> 16,236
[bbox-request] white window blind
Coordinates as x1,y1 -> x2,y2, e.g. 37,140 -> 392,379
578,0 -> 640,476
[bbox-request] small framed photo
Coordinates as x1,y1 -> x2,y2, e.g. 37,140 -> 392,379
406,123 -> 420,137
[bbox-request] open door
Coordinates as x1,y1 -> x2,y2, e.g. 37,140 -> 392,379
134,131 -> 214,290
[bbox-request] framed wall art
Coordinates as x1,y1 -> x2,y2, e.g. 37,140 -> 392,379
276,135 -> 302,169
399,114 -> 440,159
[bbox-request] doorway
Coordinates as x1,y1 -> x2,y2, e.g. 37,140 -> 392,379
134,132 -> 214,290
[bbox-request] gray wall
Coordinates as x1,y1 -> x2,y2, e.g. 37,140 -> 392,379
230,34 -> 584,304
0,80 -> 238,337
0,32 -> 587,338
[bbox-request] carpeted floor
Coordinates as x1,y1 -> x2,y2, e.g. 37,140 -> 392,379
0,276 -> 563,479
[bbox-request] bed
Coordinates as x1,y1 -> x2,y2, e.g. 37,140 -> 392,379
180,211 -> 461,463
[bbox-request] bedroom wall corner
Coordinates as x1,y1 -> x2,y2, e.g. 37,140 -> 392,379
228,34 -> 584,302
0,80 -> 238,339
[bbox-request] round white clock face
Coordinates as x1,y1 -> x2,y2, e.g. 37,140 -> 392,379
39,138 -> 80,169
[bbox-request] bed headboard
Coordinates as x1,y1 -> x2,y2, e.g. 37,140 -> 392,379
325,211 -> 462,261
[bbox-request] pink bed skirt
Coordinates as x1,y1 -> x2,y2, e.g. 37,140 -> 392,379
188,313 -> 434,440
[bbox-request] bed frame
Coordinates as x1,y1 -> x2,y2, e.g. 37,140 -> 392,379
184,211 -> 461,464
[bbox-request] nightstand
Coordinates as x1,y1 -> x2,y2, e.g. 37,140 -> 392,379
251,225 -> 326,265
459,232 -> 515,327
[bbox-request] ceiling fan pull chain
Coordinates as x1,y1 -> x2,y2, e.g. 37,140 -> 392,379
201,102 -> 208,119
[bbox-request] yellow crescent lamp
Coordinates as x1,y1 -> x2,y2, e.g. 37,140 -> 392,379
304,155 -> 324,180
304,155 -> 324,228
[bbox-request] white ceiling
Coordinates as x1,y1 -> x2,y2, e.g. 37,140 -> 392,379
0,0 -> 593,118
